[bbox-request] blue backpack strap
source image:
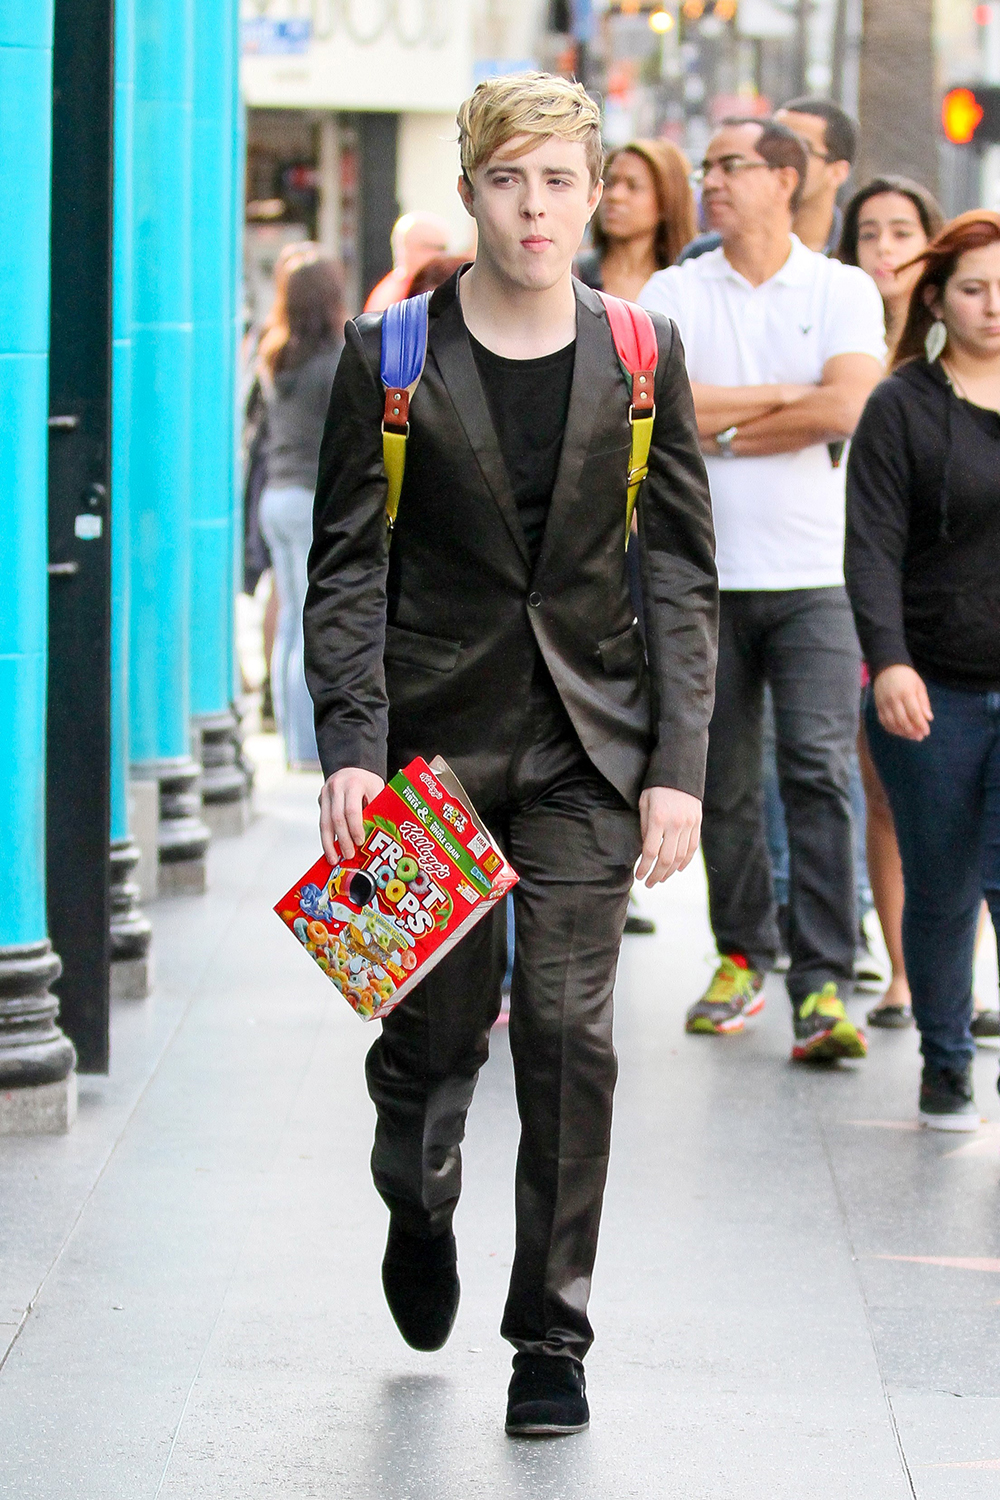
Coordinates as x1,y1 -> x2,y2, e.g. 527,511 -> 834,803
380,292 -> 431,533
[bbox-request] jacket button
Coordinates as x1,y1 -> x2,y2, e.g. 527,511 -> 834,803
528,592 -> 542,607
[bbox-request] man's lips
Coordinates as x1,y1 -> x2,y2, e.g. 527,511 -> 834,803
521,236 -> 552,251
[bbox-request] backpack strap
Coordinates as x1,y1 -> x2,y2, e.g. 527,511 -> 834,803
379,291 -> 431,534
596,291 -> 658,545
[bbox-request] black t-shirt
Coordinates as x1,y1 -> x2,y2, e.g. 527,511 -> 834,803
469,334 -> 576,562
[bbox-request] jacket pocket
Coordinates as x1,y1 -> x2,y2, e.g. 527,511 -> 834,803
384,623 -> 462,673
598,620 -> 645,675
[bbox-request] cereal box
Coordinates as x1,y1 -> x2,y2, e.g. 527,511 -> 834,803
274,756 -> 518,1020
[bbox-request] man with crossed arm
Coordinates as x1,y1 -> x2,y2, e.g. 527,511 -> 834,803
640,117 -> 885,1061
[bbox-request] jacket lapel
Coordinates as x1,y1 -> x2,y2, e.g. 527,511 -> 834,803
427,287 -> 532,567
533,283 -> 619,577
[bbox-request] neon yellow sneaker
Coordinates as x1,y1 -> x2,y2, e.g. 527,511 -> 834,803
685,955 -> 765,1034
792,983 -> 867,1062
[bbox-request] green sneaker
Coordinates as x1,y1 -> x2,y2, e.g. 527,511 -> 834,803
792,984 -> 867,1062
685,955 -> 765,1034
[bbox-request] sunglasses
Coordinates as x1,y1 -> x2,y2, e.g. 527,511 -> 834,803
689,156 -> 772,184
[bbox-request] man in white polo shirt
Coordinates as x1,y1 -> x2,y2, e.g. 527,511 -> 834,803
640,117 -> 885,1061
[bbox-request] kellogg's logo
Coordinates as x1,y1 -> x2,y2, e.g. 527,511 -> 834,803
398,820 -> 451,881
418,772 -> 443,801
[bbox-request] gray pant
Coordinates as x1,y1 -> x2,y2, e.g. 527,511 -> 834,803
365,678 -> 641,1361
701,588 -> 860,1005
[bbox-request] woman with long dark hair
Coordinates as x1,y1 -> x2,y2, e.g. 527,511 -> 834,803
258,255 -> 345,768
846,211 -> 1000,1129
837,178 -> 944,1027
575,139 -> 696,299
839,176 -> 944,354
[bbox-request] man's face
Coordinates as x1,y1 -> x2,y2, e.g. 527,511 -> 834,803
698,123 -> 793,238
774,109 -> 849,207
459,136 -> 602,292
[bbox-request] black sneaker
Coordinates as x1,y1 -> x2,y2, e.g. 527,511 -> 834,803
970,1008 -> 1000,1045
918,1063 -> 979,1132
381,1222 -> 459,1351
505,1353 -> 589,1436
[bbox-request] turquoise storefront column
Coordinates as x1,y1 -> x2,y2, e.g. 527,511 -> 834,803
128,0 -> 210,892
108,0 -> 152,994
0,2 -> 76,1118
189,0 -> 251,835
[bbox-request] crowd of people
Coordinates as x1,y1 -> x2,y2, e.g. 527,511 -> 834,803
245,70 -> 1000,1434
244,86 -> 1000,1127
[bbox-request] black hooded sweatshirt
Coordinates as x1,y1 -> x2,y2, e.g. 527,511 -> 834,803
845,358 -> 1000,693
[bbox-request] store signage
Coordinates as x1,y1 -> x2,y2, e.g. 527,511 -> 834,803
242,16 -> 311,53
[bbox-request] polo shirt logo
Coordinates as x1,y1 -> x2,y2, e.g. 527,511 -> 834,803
800,324 -> 812,334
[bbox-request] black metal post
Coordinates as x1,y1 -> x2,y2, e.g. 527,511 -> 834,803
46,0 -> 115,1073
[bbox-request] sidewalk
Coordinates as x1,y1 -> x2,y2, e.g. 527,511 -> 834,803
2,742 -> 998,1499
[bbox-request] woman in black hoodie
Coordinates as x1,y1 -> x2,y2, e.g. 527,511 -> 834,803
846,211 -> 1000,1132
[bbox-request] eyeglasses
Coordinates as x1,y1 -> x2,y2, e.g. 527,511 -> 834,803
689,156 -> 771,185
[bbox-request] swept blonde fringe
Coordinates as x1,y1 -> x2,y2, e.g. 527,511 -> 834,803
457,72 -> 604,186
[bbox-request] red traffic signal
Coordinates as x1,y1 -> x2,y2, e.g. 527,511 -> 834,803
942,84 -> 1000,146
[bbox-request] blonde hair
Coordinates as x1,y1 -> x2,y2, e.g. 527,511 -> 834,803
457,72 -> 604,188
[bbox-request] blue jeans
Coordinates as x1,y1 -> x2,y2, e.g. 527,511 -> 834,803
259,485 -> 319,766
865,680 -> 1000,1075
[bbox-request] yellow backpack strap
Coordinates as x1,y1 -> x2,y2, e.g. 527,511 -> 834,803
380,292 -> 431,538
625,409 -> 654,538
595,291 -> 658,546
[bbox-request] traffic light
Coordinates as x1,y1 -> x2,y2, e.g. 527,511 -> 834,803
942,84 -> 1000,146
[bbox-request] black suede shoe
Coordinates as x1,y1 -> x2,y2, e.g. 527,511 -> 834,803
505,1353 -> 589,1436
381,1222 -> 459,1351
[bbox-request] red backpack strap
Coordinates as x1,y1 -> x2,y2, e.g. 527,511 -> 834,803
596,291 -> 658,410
596,292 -> 658,542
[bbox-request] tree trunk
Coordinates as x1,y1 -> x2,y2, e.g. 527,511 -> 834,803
858,0 -> 938,192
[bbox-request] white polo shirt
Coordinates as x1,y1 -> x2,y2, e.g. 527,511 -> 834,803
639,236 -> 885,590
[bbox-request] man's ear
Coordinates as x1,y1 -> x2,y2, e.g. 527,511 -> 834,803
458,173 -> 475,218
830,159 -> 852,192
586,176 -> 604,223
777,165 -> 800,209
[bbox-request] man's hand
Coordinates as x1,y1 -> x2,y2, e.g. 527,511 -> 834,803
319,767 -> 386,861
635,787 -> 702,886
873,665 -> 933,742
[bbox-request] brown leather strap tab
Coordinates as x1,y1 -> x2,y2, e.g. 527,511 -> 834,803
630,370 -> 655,411
383,386 -> 409,428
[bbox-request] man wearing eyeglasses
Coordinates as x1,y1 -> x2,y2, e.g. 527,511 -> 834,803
639,117 -> 885,1062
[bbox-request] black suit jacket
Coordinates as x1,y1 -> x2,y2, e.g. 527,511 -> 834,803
304,272 -> 717,810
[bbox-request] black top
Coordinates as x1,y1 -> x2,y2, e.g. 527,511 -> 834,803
845,359 -> 1000,692
469,334 -> 576,562
264,342 -> 342,491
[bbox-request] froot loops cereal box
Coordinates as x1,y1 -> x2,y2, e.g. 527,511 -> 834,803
274,756 -> 518,1020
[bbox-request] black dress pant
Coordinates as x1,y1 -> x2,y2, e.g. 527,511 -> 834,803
365,677 -> 641,1361
701,587 -> 860,1005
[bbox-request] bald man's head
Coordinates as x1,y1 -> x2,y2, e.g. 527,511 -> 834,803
391,212 -> 452,276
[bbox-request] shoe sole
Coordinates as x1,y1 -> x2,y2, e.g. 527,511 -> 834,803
686,993 -> 765,1035
792,1019 -> 867,1062
505,1421 -> 590,1437
918,1110 -> 981,1132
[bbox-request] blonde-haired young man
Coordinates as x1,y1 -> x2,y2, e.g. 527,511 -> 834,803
305,71 -> 717,1436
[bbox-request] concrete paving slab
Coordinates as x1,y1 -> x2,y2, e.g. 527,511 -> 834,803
1,745 -> 997,1496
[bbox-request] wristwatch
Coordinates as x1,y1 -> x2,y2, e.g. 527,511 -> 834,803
715,424 -> 738,458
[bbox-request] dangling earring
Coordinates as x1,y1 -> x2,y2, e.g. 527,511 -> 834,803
925,319 -> 947,363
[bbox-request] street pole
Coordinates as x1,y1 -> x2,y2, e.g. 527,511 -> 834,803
110,0 -> 154,998
46,0 -> 116,1071
189,0 -> 252,838
128,0 -> 211,894
0,5 -> 76,1130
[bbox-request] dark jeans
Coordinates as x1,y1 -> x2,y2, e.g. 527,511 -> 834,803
865,679 -> 1000,1076
702,588 -> 860,1004
366,681 -> 641,1361
762,688 -> 873,921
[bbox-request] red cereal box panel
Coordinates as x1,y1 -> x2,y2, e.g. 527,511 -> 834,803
274,757 -> 517,1020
